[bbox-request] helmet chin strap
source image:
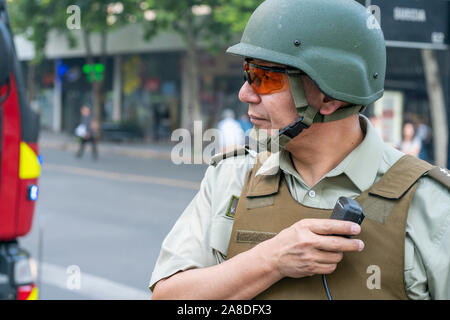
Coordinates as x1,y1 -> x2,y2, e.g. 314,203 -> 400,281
264,75 -> 365,152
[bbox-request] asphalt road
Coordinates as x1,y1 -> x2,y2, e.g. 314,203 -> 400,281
21,146 -> 207,300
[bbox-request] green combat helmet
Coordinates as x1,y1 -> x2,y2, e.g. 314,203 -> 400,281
227,0 -> 386,150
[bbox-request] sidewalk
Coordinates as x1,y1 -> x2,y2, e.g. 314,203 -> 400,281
38,130 -> 174,161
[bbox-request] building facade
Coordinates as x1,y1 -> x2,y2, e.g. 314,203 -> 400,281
14,1 -> 450,166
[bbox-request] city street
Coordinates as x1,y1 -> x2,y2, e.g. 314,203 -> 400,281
1,0 -> 450,304
21,145 -> 208,300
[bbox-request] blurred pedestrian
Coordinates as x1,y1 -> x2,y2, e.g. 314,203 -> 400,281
75,105 -> 98,160
416,117 -> 433,162
153,103 -> 161,142
153,103 -> 171,142
398,122 -> 421,157
217,109 -> 245,152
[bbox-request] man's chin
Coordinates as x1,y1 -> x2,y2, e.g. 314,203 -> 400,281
252,127 -> 280,138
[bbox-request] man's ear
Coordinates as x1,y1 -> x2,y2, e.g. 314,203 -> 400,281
319,96 -> 344,115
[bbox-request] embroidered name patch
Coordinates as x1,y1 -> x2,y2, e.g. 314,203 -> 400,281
225,195 -> 239,219
236,230 -> 277,244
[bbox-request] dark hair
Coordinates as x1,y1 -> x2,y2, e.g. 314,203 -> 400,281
402,121 -> 416,140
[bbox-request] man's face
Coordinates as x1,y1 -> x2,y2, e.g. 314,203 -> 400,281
81,106 -> 90,116
403,123 -> 415,140
239,58 -> 348,134
239,59 -> 299,131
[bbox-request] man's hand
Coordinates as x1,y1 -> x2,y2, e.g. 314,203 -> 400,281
256,218 -> 364,279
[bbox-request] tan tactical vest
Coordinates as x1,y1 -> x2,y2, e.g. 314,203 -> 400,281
226,154 -> 445,300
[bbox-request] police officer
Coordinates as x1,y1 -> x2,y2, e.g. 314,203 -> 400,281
150,0 -> 450,299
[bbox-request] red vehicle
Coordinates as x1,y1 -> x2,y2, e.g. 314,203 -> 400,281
0,0 -> 40,300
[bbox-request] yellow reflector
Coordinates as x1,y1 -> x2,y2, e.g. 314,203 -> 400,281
19,142 -> 41,179
26,287 -> 39,300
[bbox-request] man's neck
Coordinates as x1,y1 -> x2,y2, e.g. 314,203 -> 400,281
284,115 -> 364,187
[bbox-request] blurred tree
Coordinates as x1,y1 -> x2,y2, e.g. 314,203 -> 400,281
7,0 -> 58,105
8,0 -> 141,130
214,0 -> 262,34
138,0 -> 263,130
8,0 -> 264,131
421,49 -> 448,167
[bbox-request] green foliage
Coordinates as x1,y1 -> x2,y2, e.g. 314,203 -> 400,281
139,0 -> 263,53
7,0 -> 264,59
215,0 -> 264,33
8,0 -> 60,61
7,0 -> 142,62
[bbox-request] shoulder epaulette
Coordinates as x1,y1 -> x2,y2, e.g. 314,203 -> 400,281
210,145 -> 250,166
368,155 -> 433,200
426,166 -> 450,190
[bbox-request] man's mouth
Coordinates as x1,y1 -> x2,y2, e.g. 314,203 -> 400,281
248,114 -> 268,122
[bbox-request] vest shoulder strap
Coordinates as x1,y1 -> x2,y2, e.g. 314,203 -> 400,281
426,166 -> 450,190
246,152 -> 281,198
210,145 -> 250,166
369,155 -> 434,200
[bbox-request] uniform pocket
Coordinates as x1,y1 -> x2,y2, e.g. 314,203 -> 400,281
209,216 -> 234,258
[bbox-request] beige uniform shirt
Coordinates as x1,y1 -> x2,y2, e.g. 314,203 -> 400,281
150,116 -> 450,299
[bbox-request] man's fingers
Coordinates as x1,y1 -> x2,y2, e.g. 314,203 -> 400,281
303,219 -> 361,236
315,235 -> 364,253
312,250 -> 343,264
306,263 -> 338,276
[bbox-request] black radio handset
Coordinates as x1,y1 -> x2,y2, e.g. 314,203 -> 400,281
329,196 -> 365,236
322,196 -> 365,300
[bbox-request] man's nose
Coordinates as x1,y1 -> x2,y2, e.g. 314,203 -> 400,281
239,81 -> 261,105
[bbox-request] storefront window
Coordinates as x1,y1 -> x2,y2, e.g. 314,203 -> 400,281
60,57 -> 113,134
121,52 -> 181,141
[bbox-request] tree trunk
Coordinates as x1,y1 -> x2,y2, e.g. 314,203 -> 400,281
421,49 -> 448,167
183,11 -> 202,132
95,30 -> 108,137
82,29 -> 104,135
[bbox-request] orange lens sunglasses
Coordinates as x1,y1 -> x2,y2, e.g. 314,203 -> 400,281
243,60 -> 304,95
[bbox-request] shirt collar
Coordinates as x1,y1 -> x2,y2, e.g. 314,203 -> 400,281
255,115 -> 385,192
